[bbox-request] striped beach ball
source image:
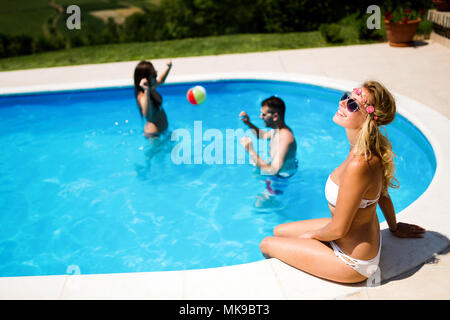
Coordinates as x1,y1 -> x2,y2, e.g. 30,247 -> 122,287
187,86 -> 206,105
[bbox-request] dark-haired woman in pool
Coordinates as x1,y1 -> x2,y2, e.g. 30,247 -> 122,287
134,60 -> 172,138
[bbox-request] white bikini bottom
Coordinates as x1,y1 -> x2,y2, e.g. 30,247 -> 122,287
329,234 -> 381,278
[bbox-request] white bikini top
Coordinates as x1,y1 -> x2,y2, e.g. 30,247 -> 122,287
325,175 -> 380,208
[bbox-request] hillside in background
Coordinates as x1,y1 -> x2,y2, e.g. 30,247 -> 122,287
0,0 -> 158,38
0,0 -> 433,62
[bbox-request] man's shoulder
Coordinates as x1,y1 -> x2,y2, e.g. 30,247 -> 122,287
279,127 -> 296,142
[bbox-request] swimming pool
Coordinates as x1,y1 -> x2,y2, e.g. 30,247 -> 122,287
0,79 -> 436,277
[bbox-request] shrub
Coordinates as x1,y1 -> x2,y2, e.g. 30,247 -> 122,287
120,8 -> 167,42
34,36 -> 65,53
67,34 -> 85,48
0,34 -> 10,58
417,18 -> 433,35
0,34 -> 34,57
319,23 -> 343,43
7,35 -> 34,56
358,18 -> 385,41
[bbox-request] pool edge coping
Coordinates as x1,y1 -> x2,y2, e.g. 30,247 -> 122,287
0,72 -> 449,300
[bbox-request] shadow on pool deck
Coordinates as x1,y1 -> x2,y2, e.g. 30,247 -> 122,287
383,244 -> 450,284
378,229 -> 450,282
411,40 -> 429,48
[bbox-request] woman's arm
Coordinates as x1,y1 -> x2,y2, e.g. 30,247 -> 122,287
155,60 -> 172,87
378,193 -> 397,232
138,78 -> 156,120
379,192 -> 426,238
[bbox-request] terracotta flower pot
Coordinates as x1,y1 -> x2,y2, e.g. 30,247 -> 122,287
385,18 -> 421,47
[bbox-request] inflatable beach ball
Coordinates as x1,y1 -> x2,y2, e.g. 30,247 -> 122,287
187,86 -> 206,105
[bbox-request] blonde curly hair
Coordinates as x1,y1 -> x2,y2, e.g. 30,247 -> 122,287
353,80 -> 399,195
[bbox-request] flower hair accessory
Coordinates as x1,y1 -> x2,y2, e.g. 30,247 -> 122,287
353,88 -> 362,96
366,105 -> 378,123
352,87 -> 378,122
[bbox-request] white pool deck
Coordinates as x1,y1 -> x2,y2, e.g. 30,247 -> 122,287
0,41 -> 449,300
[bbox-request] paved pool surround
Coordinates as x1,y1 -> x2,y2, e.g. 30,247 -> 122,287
0,42 -> 449,299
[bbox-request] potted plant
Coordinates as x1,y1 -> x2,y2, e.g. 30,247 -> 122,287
384,8 -> 425,47
432,0 -> 450,11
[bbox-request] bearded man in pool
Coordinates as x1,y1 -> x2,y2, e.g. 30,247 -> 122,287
239,96 -> 298,178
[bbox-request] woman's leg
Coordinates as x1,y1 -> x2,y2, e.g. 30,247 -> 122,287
273,218 -> 331,238
260,235 -> 367,283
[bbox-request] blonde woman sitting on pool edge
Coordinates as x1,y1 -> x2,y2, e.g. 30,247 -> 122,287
260,81 -> 426,284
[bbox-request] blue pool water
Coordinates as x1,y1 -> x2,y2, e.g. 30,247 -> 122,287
0,80 -> 436,277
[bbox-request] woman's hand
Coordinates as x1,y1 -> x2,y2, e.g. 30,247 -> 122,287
390,222 -> 426,238
139,78 -> 149,91
166,60 -> 172,68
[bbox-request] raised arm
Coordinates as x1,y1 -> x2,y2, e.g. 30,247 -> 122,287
239,111 -> 272,140
155,60 -> 172,87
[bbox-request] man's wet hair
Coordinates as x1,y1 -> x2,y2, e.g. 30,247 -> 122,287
262,96 -> 286,120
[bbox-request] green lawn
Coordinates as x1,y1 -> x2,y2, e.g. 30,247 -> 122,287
0,31 -> 378,71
